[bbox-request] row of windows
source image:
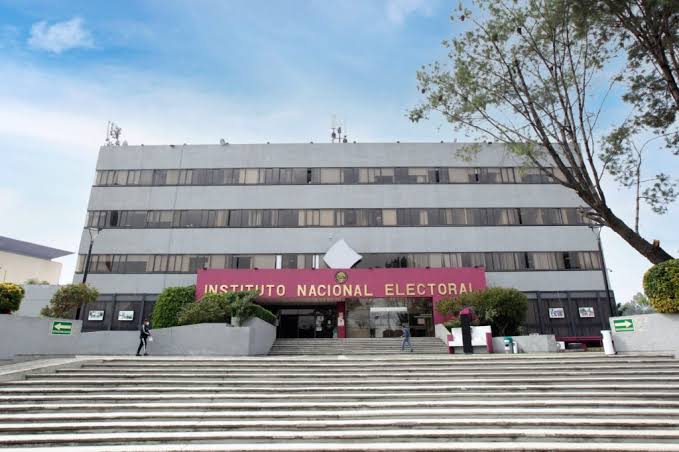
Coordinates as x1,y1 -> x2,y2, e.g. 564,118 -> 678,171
94,166 -> 558,186
86,207 -> 589,229
77,251 -> 602,274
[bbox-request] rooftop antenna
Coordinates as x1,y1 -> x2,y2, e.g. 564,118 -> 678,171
330,114 -> 338,143
342,120 -> 348,143
105,121 -> 111,146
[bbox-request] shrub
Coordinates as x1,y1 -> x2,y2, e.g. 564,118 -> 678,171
151,285 -> 196,328
24,278 -> 50,285
177,293 -> 230,326
437,287 -> 528,336
250,304 -> 277,325
174,290 -> 276,327
0,282 -> 25,314
41,284 -> 98,318
644,259 -> 679,313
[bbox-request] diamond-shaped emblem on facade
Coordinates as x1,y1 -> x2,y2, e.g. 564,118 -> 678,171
323,239 -> 362,269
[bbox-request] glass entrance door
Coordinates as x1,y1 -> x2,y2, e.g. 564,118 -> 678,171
269,307 -> 337,339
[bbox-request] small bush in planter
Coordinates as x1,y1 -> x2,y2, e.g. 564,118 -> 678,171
177,293 -> 230,325
151,285 -> 196,328
644,259 -> 679,313
0,282 -> 25,314
41,284 -> 98,318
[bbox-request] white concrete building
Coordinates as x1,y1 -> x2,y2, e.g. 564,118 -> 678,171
0,236 -> 71,285
74,143 -> 614,339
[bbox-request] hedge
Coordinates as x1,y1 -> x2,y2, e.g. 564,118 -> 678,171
151,285 -> 196,328
643,259 -> 679,313
0,282 -> 25,314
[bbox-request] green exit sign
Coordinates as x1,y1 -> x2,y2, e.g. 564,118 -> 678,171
50,321 -> 73,335
613,319 -> 634,332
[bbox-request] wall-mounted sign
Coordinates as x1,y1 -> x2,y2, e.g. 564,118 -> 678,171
50,321 -> 73,335
578,307 -> 595,318
88,310 -> 104,321
118,310 -> 134,322
549,307 -> 565,319
613,318 -> 634,332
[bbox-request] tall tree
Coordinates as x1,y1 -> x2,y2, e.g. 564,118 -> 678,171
410,0 -> 676,264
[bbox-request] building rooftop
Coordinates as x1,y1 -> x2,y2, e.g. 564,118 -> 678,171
0,236 -> 72,261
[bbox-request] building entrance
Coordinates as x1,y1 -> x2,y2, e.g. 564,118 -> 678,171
267,306 -> 337,339
345,297 -> 435,338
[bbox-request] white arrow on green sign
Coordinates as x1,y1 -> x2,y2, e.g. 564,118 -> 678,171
51,321 -> 73,335
613,318 -> 634,332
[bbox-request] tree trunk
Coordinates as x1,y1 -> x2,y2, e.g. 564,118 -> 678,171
601,206 -> 674,264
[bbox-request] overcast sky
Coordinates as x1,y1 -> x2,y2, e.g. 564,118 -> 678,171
1,0 -> 677,304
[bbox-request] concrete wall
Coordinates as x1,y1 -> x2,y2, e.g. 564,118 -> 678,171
609,313 -> 679,357
0,251 -> 62,285
0,315 -> 84,359
15,285 -> 59,317
0,315 -> 276,359
492,335 -> 559,353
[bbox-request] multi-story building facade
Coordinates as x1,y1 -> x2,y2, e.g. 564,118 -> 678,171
74,143 -> 614,340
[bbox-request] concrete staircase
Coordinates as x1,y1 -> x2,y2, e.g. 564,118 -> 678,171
1,353 -> 679,450
269,337 -> 449,355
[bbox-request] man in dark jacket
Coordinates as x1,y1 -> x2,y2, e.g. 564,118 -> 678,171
136,319 -> 151,356
401,324 -> 413,352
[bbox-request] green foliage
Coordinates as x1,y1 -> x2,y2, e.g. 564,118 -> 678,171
644,259 -> 679,313
409,0 -> 676,264
151,285 -> 196,328
0,282 -> 25,314
443,319 -> 462,330
41,284 -> 98,318
619,291 -> 655,315
437,287 -> 528,336
172,289 -> 277,327
177,293 -> 231,326
24,278 -> 50,285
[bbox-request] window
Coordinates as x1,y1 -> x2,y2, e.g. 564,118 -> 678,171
342,168 -> 358,184
253,255 -> 276,269
278,210 -> 298,226
189,256 -> 209,272
234,256 -> 252,269
447,168 -> 471,183
382,209 -> 397,226
113,171 -> 128,185
178,210 -> 206,228
279,168 -> 293,184
320,168 -> 341,184
280,254 -> 299,269
244,169 -> 259,184
479,168 -> 501,183
529,252 -> 559,270
147,211 -> 173,228
292,168 -> 307,184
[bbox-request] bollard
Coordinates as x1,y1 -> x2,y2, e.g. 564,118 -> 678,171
601,330 -> 616,355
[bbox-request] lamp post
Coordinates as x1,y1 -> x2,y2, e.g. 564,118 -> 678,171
82,227 -> 102,284
589,225 -> 616,316
77,227 -> 102,321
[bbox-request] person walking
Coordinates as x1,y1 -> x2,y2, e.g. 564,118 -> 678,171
401,324 -> 413,352
136,319 -> 152,356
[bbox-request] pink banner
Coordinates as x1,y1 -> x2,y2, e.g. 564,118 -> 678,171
196,267 -> 485,302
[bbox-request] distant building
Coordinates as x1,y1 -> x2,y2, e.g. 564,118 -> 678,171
0,236 -> 71,285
